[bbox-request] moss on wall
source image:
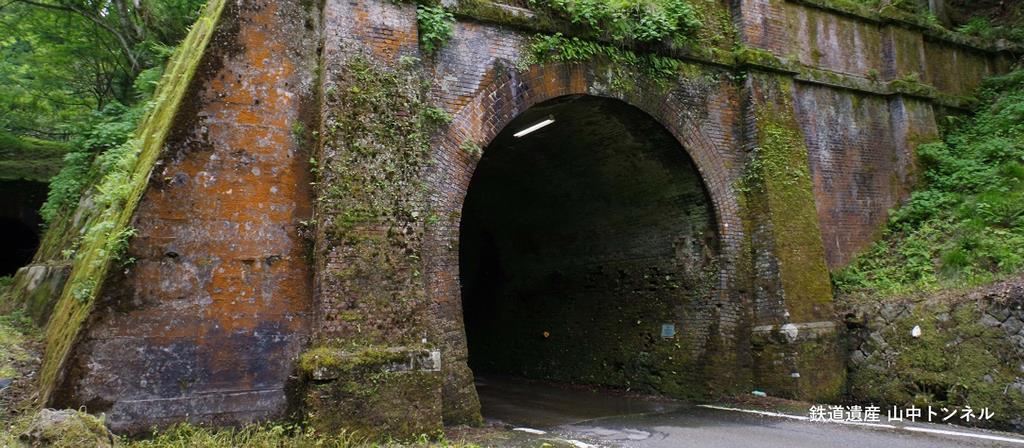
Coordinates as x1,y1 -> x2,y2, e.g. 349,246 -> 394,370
299,344 -> 442,441
312,45 -> 455,434
0,132 -> 69,183
847,297 -> 1024,430
315,54 -> 439,344
745,75 -> 834,323
34,0 -> 229,406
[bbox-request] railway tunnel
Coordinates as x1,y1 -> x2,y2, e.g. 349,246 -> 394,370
459,95 -> 723,409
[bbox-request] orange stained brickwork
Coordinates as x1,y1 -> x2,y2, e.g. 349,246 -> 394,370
54,0 -> 319,433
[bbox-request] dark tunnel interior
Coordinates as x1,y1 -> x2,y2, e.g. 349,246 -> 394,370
459,95 -> 722,398
0,180 -> 49,277
0,218 -> 39,276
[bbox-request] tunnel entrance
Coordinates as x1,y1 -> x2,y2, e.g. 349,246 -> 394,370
459,96 -> 721,406
0,180 -> 49,277
0,218 -> 39,276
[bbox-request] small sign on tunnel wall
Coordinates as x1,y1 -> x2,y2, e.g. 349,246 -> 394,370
661,323 -> 676,338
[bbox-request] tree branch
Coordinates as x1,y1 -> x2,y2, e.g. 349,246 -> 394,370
13,0 -> 141,72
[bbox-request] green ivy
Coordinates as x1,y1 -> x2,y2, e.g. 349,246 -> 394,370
38,102 -> 147,224
957,17 -> 1024,44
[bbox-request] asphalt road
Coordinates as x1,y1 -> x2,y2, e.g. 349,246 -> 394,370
475,375 -> 1024,448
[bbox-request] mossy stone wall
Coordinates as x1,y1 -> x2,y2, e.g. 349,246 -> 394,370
843,279 -> 1024,430
300,346 -> 442,440
36,0 -> 230,411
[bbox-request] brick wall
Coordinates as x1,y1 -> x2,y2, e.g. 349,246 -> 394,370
795,84 -> 910,268
53,1 -> 320,433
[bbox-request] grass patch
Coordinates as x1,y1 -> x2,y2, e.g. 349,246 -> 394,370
1,420 -> 487,447
0,310 -> 35,380
123,423 -> 364,448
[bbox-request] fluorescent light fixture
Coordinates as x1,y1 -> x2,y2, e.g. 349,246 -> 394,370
513,117 -> 555,138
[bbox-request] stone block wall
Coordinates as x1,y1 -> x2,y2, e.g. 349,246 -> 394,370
843,277 -> 1024,430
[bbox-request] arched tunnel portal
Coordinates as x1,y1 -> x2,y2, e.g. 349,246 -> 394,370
459,95 -> 723,404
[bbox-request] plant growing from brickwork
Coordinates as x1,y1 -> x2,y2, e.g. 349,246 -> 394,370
835,69 -> 1024,296
422,106 -> 453,125
459,140 -> 481,158
528,0 -> 701,45
522,32 -> 683,90
417,4 -> 455,54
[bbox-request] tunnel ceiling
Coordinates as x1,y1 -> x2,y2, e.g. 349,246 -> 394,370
460,95 -> 721,396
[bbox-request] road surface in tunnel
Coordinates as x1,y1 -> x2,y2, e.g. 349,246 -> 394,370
474,375 -> 1024,447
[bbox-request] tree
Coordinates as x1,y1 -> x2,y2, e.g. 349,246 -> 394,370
0,0 -> 205,137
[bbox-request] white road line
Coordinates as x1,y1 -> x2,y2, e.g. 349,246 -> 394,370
698,404 -> 809,421
512,427 -> 547,435
903,426 -> 1024,445
698,404 -> 1024,445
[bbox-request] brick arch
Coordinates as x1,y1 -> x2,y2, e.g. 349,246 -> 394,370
423,60 -> 745,422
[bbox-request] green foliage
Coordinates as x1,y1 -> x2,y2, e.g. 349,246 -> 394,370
39,152 -> 92,223
529,0 -> 701,44
416,5 -> 455,54
835,70 -> 1024,296
957,17 -> 1024,44
38,102 -> 148,224
523,33 -> 682,90
459,141 -> 481,157
113,422 -> 484,447
0,0 -> 207,137
421,106 -> 452,126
